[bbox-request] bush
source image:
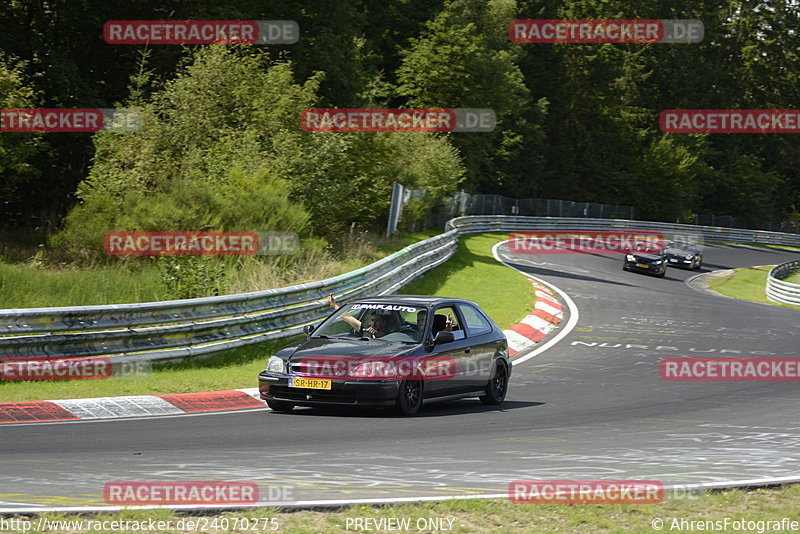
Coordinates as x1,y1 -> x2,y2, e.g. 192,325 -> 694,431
53,167 -> 311,263
157,255 -> 228,300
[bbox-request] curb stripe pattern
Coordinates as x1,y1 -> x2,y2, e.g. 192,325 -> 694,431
504,280 -> 563,358
0,388 -> 262,424
0,401 -> 79,423
159,390 -> 265,413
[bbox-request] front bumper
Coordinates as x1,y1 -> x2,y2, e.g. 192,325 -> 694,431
666,256 -> 694,268
624,260 -> 664,274
258,371 -> 400,407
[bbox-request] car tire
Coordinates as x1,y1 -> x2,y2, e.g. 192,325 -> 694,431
266,399 -> 295,412
480,362 -> 509,405
395,379 -> 424,415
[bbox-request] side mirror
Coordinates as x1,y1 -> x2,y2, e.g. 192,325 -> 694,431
433,331 -> 454,345
303,324 -> 315,336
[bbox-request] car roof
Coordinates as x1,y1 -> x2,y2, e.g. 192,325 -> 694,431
350,295 -> 479,308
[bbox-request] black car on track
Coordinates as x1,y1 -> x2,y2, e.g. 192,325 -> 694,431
258,296 -> 511,415
663,241 -> 703,270
622,243 -> 668,277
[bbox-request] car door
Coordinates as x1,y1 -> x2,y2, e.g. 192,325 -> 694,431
457,303 -> 497,387
423,305 -> 473,396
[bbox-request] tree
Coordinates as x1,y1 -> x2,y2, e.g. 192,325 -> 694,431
396,0 -> 546,195
0,53 -> 42,227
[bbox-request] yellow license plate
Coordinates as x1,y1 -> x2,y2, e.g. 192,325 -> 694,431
289,378 -> 332,390
636,263 -> 649,268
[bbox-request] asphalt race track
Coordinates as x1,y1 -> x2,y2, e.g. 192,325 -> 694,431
2,243 -> 799,511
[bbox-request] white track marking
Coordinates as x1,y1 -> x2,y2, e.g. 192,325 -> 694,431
492,241 -> 580,365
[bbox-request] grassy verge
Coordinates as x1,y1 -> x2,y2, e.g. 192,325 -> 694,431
708,266 -> 800,310
399,233 -> 534,329
0,258 -> 166,308
0,337 -> 297,403
0,233 -> 533,403
0,231 -> 439,309
720,242 -> 800,252
9,486 -> 800,533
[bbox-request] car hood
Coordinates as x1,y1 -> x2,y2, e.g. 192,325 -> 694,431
665,248 -> 696,256
287,337 -> 418,363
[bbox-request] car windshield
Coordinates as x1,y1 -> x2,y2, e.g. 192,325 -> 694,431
666,241 -> 700,252
313,303 -> 428,344
630,242 -> 663,254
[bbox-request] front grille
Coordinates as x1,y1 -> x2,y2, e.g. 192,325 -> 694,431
289,362 -> 348,377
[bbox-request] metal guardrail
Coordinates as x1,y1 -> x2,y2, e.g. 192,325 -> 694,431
0,230 -> 458,365
0,216 -> 797,366
446,215 -> 800,246
767,261 -> 800,306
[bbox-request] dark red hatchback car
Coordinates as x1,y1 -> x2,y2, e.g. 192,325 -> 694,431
258,296 -> 511,415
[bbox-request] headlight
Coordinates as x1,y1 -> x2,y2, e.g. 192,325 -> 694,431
652,260 -> 662,264
266,356 -> 285,373
686,254 -> 694,259
626,254 -> 636,261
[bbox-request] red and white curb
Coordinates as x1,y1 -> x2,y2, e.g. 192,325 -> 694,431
504,280 -> 563,358
0,388 -> 263,424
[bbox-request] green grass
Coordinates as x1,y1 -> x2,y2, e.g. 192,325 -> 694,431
787,271 -> 800,284
720,241 -> 800,252
0,233 -> 535,403
0,258 -> 166,308
0,337 -> 297,403
399,233 -> 535,329
708,265 -> 800,310
9,486 -> 800,533
0,231 -> 438,309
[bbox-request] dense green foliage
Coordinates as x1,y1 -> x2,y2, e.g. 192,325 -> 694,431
49,46 -> 465,259
0,54 -> 43,224
1,0 -> 798,243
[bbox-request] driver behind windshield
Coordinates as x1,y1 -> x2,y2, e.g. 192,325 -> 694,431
326,294 -> 396,337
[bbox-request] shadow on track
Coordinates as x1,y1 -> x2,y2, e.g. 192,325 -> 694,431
505,261 -> 638,287
264,400 -> 545,419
